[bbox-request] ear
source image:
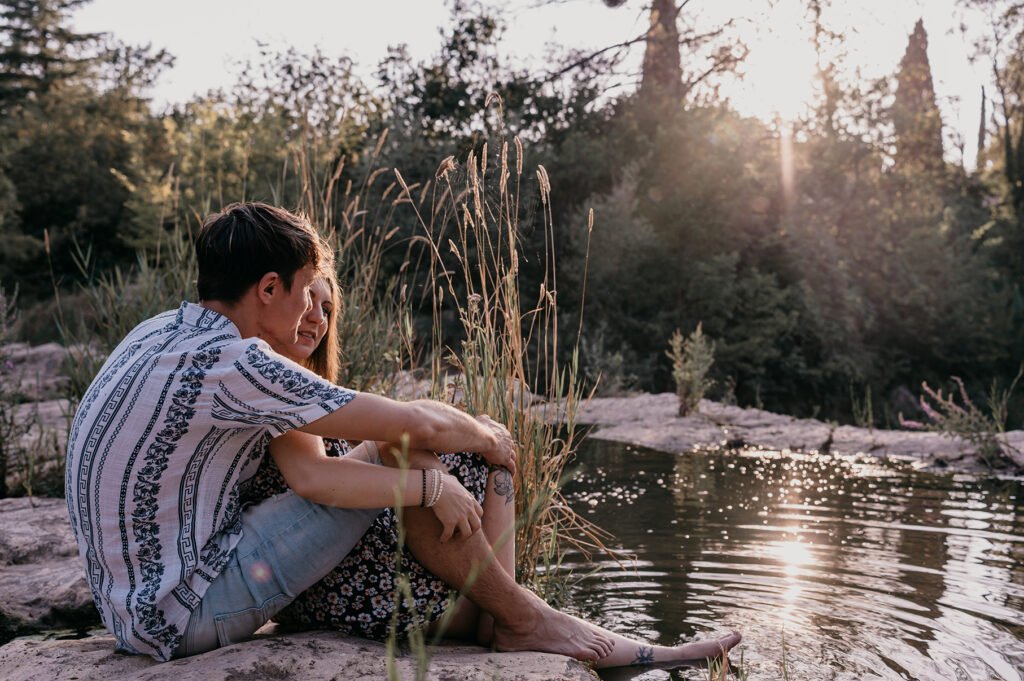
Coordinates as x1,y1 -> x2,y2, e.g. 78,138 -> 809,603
255,272 -> 281,305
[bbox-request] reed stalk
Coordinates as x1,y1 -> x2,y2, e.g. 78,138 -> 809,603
394,137 -> 612,588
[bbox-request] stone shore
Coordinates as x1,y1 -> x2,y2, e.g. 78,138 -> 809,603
1,628 -> 598,681
571,393 -> 1024,474
0,496 -> 598,680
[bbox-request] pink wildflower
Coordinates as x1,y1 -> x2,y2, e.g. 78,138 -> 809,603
899,414 -> 927,430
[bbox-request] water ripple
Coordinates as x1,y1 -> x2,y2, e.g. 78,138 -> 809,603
562,441 -> 1024,680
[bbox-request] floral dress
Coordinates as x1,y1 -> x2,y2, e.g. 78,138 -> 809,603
241,439 -> 490,641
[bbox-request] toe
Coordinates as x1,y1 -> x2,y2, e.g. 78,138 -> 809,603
589,634 -> 610,659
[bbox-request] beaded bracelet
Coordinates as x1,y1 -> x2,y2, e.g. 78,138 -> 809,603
433,472 -> 445,507
424,469 -> 435,508
425,469 -> 445,508
420,469 -> 427,508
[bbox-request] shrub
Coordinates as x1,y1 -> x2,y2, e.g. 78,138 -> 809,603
668,323 -> 716,416
0,288 -> 19,498
899,370 -> 1024,469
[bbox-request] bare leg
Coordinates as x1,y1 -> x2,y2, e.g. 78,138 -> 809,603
378,446 -> 740,666
461,467 -> 516,644
402,502 -> 613,660
375,448 -> 513,643
588,629 -> 741,669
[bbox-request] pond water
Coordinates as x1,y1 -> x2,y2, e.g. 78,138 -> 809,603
559,439 -> 1024,680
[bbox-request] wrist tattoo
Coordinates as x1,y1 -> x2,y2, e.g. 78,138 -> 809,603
493,468 -> 514,505
632,646 -> 654,665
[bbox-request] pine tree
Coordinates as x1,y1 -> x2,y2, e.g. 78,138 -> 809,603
0,0 -> 101,111
892,19 -> 945,173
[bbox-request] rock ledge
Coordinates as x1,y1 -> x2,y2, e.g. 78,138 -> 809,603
0,497 -> 597,680
572,393 -> 1024,473
0,628 -> 599,681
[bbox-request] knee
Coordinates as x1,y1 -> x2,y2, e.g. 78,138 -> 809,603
489,467 -> 515,505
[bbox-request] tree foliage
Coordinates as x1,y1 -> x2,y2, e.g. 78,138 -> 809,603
892,19 -> 945,174
0,0 -> 100,110
0,0 -> 1020,426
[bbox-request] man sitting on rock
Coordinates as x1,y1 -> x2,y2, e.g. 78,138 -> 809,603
64,201 -> 740,665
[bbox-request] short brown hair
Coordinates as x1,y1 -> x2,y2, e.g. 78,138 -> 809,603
196,202 -> 332,303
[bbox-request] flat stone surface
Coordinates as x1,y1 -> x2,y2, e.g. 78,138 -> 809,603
0,628 -> 599,681
0,498 -> 598,680
0,498 -> 95,633
574,393 -> 1024,473
1,343 -> 69,402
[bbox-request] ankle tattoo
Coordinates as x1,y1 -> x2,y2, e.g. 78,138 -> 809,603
632,645 -> 655,664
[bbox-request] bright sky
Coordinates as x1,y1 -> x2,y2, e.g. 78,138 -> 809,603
72,0 -> 989,168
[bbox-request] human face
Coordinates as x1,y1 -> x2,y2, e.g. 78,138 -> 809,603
260,265 -> 318,354
283,278 -> 332,362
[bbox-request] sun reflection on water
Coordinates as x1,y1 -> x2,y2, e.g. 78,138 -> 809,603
562,441 -> 1024,679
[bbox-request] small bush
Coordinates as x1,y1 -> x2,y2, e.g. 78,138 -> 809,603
668,323 -> 716,416
0,290 -> 66,499
581,321 -> 637,396
899,370 -> 1024,469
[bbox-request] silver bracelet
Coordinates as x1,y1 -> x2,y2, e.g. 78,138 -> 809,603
425,469 -> 438,508
434,470 -> 445,507
434,471 -> 444,507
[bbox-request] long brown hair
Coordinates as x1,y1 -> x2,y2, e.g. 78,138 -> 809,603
303,269 -> 341,383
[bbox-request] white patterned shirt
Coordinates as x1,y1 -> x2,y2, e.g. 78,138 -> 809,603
65,302 -> 356,661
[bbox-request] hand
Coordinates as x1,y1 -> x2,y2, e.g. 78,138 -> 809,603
477,414 -> 517,476
430,472 -> 484,543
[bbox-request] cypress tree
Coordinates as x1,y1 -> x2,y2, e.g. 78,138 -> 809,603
892,19 -> 945,173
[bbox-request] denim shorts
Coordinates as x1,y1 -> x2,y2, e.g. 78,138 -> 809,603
172,491 -> 381,658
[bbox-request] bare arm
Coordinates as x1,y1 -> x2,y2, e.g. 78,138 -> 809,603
298,393 -> 516,474
270,430 -> 483,541
270,431 -> 421,508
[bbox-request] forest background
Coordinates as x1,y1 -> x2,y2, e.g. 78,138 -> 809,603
2,0 -> 1024,429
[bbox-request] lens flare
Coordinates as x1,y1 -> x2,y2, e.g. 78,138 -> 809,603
250,560 -> 272,584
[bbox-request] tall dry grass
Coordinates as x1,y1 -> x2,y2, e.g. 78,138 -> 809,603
393,137 -> 611,589
290,130 -> 413,394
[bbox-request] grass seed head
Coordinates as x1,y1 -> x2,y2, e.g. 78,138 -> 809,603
435,155 -> 457,181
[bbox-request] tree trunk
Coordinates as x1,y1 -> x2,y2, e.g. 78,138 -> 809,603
639,0 -> 682,106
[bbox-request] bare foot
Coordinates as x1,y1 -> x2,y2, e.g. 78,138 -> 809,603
492,592 -> 614,661
662,631 -> 742,663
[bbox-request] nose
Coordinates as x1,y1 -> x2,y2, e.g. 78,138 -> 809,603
306,303 -> 325,325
